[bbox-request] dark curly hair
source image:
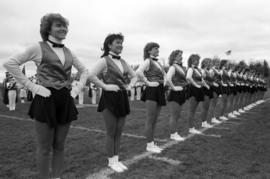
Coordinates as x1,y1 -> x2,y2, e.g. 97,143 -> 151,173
219,59 -> 228,70
168,50 -> 183,66
101,33 -> 124,58
187,54 -> 200,67
201,58 -> 212,69
143,42 -> 159,60
40,13 -> 69,41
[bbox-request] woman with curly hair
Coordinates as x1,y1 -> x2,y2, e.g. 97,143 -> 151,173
200,58 -> 214,128
88,33 -> 137,173
136,42 -> 166,153
209,57 -> 223,124
166,50 -> 187,141
218,59 -> 230,120
3,13 -> 88,179
186,54 -> 205,134
226,62 -> 238,118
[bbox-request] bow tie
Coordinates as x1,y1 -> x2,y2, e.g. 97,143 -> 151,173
47,39 -> 64,48
175,62 -> 182,66
151,57 -> 158,61
110,54 -> 121,60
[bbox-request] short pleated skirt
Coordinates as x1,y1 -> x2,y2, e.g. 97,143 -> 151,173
221,85 -> 230,95
189,85 -> 204,102
98,90 -> 130,118
141,84 -> 166,106
28,87 -> 78,128
203,86 -> 214,99
231,86 -> 238,95
167,86 -> 188,105
212,85 -> 222,96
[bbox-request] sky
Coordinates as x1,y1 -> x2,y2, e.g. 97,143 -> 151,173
0,0 -> 270,80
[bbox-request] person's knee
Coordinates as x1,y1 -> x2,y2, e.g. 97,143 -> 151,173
106,128 -> 116,137
38,143 -> 51,156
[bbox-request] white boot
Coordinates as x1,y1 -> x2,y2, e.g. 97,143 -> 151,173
233,111 -> 240,116
228,113 -> 236,118
170,132 -> 185,141
239,109 -> 245,113
189,127 -> 202,134
212,117 -> 221,124
202,121 -> 212,128
146,141 -> 162,153
220,116 -> 229,121
114,155 -> 128,171
108,156 -> 124,173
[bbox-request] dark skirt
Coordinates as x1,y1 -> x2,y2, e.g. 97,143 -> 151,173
141,84 -> 166,106
221,86 -> 230,95
212,86 -> 222,96
28,87 -> 78,128
189,85 -> 204,102
167,87 -> 187,105
98,90 -> 130,118
203,86 -> 214,99
232,86 -> 238,95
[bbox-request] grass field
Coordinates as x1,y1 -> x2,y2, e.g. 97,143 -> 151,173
0,90 -> 269,179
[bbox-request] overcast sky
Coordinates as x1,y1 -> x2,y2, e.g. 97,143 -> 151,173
0,0 -> 270,79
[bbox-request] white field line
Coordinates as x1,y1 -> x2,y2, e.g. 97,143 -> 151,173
0,115 -> 167,143
197,133 -> 222,138
211,126 -> 230,130
223,121 -> 240,125
148,156 -> 182,166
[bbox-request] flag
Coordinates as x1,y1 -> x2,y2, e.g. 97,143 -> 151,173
225,50 -> 231,55
22,65 -> 26,75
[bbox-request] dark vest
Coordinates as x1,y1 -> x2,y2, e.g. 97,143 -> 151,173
212,68 -> 222,84
144,59 -> 164,84
203,69 -> 214,85
100,56 -> 130,90
171,64 -> 187,86
191,67 -> 202,83
221,70 -> 230,84
37,42 -> 73,89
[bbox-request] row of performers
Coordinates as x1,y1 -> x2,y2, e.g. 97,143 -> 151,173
3,16 -> 267,177
88,41 -> 267,173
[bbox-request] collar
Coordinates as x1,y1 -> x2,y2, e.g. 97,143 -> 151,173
109,51 -> 121,60
47,35 -> 64,48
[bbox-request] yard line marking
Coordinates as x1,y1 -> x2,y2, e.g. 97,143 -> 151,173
148,156 -> 182,166
0,115 -> 167,142
0,114 -> 32,121
197,133 -> 222,138
211,126 -> 230,130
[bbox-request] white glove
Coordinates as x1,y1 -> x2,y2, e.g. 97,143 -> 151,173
147,81 -> 159,87
70,81 -> 84,98
32,84 -> 51,97
104,84 -> 120,92
173,86 -> 183,91
70,86 -> 80,98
